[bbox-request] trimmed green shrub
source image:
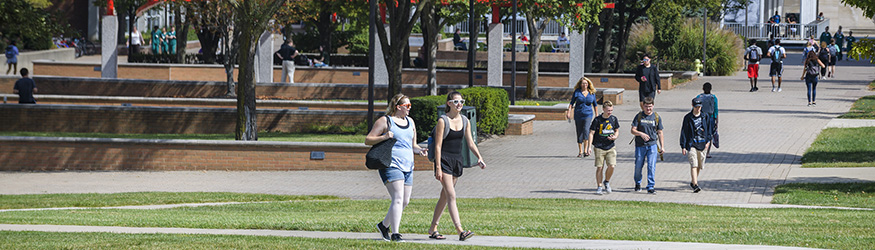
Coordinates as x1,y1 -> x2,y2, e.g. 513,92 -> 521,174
625,19 -> 744,76
458,87 -> 509,135
409,95 -> 447,142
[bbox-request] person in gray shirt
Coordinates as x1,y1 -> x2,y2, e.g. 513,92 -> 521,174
630,97 -> 664,194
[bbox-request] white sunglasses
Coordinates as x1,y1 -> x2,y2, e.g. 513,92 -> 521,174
450,99 -> 465,105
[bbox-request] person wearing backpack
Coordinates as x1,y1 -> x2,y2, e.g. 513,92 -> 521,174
766,39 -> 786,92
801,51 -> 826,106
680,97 -> 715,193
818,41 -> 830,78
6,41 -> 19,75
365,94 -> 428,242
631,97 -> 664,194
827,39 -> 839,78
834,26 -> 845,61
743,39 -> 762,92
428,91 -> 485,242
695,82 -> 718,158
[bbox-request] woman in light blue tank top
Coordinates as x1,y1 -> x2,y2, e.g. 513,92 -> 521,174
365,94 -> 427,242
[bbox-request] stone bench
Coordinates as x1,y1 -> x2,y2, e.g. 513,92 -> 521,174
505,114 -> 536,135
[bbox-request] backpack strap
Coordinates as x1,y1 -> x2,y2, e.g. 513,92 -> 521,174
441,115 -> 450,140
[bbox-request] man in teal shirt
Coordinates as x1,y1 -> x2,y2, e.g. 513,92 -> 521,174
819,26 -> 832,48
845,31 -> 857,61
834,26 -> 845,61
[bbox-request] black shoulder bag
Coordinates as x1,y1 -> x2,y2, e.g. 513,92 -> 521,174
365,116 -> 396,170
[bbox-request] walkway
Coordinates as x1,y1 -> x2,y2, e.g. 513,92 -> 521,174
1,54 -> 873,249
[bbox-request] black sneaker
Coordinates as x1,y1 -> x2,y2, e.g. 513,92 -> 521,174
693,185 -> 702,193
754,86 -> 759,91
647,189 -> 656,194
390,233 -> 404,242
749,87 -> 755,92
690,183 -> 695,189
634,184 -> 641,192
377,222 -> 390,241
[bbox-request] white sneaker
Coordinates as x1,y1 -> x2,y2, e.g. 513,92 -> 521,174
777,88 -> 782,92
596,186 -> 604,195
604,181 -> 612,194
771,87 -> 776,92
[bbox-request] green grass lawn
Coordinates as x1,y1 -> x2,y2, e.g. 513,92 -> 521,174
0,132 -> 365,143
801,127 -> 875,168
0,192 -> 338,210
839,95 -> 875,119
0,196 -> 872,249
0,231 -> 522,250
773,182 -> 875,209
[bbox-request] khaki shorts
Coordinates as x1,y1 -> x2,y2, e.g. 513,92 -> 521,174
594,147 -> 617,167
687,147 -> 707,169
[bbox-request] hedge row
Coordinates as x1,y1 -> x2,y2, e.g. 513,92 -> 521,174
408,87 -> 509,143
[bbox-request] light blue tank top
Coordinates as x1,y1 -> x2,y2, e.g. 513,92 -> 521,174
388,116 -> 415,172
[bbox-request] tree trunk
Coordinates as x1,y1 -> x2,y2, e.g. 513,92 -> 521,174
317,7 -> 333,65
584,23 -> 599,73
598,7 -> 615,73
422,2 -> 438,95
374,0 -> 425,102
524,14 -> 549,99
236,29 -> 257,141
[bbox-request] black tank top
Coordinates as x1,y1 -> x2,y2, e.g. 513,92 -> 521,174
441,129 -> 464,156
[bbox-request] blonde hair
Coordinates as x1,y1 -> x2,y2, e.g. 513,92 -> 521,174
575,77 -> 596,93
602,100 -> 613,108
386,93 -> 409,116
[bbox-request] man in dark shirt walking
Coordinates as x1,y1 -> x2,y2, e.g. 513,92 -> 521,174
631,97 -> 664,194
634,54 -> 661,111
680,97 -> 715,193
588,101 -> 620,195
12,68 -> 36,104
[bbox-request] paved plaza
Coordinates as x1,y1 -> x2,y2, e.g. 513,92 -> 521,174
1,53 -> 873,249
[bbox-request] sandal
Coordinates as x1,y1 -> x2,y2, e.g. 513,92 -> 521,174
428,231 -> 446,240
577,153 -> 583,158
459,230 -> 474,241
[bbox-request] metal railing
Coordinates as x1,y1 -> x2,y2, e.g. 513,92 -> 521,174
723,22 -> 822,41
446,19 -> 566,36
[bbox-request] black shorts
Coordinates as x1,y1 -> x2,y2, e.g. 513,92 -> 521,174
769,62 -> 783,77
828,56 -> 836,66
440,154 -> 465,177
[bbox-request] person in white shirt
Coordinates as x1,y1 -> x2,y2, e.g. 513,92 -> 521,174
766,39 -> 786,92
128,26 -> 145,55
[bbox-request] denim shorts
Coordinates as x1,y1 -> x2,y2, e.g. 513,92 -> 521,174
379,167 -> 413,186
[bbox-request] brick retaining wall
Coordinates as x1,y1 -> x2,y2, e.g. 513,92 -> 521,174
0,137 -> 431,171
30,61 -> 672,89
0,104 -> 376,134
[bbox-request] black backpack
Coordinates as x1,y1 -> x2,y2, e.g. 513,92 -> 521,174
747,46 -> 760,62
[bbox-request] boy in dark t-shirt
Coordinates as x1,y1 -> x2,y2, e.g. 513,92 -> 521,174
12,68 -> 36,104
588,101 -> 620,195
681,98 -> 714,193
631,97 -> 664,194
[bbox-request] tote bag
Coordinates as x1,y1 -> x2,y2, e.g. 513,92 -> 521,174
365,116 -> 395,169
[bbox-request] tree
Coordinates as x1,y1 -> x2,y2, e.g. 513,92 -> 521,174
189,0 -> 225,64
420,0 -> 481,95
0,0 -> 69,50
649,0 -> 682,61
842,0 -> 875,63
516,0 -> 602,98
375,0 -> 429,101
231,0 -> 285,141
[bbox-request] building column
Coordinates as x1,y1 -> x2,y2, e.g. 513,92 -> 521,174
568,30 -> 585,88
487,23 -> 503,87
101,15 -> 118,78
255,31 -> 274,83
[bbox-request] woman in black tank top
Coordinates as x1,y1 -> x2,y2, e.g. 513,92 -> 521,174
427,91 -> 486,241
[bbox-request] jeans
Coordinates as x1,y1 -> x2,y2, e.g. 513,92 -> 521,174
805,74 -> 818,103
634,144 -> 658,190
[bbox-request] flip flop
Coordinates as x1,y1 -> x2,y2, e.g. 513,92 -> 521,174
428,232 -> 446,240
577,153 -> 583,158
459,230 -> 474,241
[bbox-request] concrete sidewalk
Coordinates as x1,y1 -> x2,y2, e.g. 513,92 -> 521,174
0,224 -> 826,250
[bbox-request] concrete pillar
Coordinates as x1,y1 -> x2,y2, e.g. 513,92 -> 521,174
568,30 -> 585,88
255,31 -> 274,83
101,15 -> 118,79
373,25 -> 389,85
487,23 -> 504,87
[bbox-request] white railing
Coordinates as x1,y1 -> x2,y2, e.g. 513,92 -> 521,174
446,19 -> 566,36
723,22 -> 823,41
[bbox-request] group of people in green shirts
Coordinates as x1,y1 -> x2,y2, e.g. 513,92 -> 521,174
149,26 -> 178,55
818,26 -> 857,61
